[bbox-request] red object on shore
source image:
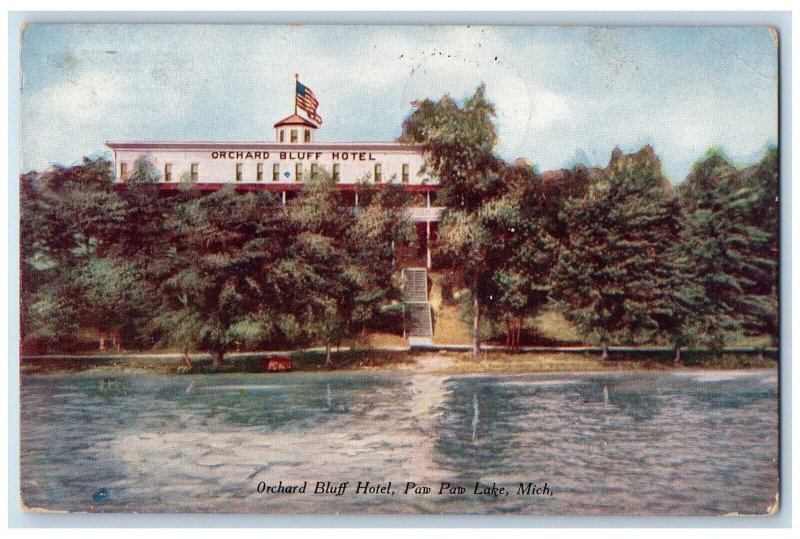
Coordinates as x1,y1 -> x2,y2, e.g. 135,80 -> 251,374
262,356 -> 293,372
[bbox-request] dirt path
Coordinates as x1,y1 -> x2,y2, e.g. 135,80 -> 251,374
413,353 -> 455,373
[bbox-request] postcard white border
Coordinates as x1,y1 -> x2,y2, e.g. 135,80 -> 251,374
4,9 -> 793,530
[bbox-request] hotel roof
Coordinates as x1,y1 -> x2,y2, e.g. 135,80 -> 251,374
105,141 -> 420,151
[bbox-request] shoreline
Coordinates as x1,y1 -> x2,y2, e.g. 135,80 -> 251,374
19,349 -> 778,376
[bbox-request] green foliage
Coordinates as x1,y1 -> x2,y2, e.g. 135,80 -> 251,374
747,146 -> 779,257
549,145 -> 778,354
401,85 -> 506,358
20,158 -> 129,345
25,277 -> 80,341
348,183 -> 417,330
742,147 -> 779,325
402,85 -> 506,215
485,163 -> 561,336
20,157 -> 126,265
552,146 -> 681,347
18,95 -> 780,359
73,257 -> 155,345
283,176 -> 414,363
675,148 -> 777,345
152,187 -> 286,362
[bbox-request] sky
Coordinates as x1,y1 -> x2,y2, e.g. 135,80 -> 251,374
20,24 -> 778,182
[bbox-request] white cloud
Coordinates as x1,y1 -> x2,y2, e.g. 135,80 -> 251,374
32,70 -> 125,122
19,25 -> 777,181
21,64 -> 191,169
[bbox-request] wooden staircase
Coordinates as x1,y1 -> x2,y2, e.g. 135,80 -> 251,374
402,268 -> 433,346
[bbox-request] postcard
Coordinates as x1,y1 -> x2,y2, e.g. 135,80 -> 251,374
18,23 -> 779,516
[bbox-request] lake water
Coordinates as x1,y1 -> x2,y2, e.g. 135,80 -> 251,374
20,370 -> 779,515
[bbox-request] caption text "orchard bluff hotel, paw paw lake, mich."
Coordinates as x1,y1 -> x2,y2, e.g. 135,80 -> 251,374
256,481 -> 554,498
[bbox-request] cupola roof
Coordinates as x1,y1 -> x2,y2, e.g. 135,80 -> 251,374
273,114 -> 319,129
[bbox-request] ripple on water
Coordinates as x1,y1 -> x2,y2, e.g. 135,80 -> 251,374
19,370 -> 778,515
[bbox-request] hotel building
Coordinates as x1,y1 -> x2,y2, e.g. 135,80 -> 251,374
107,112 -> 442,270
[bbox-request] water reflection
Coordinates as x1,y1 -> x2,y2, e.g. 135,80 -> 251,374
97,378 -> 130,398
20,370 -> 778,515
435,377 -> 537,479
471,393 -> 479,443
326,383 -> 332,410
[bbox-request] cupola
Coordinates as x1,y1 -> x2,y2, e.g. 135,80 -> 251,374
274,114 -> 318,144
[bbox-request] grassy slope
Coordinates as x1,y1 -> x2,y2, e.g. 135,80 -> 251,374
430,272 -> 582,346
430,273 -> 471,346
427,272 -> 774,349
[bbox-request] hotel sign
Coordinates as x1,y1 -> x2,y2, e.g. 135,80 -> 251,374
211,151 -> 378,161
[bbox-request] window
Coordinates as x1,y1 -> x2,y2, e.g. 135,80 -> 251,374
273,163 -> 280,182
236,163 -> 243,182
304,129 -> 311,143
290,130 -> 298,143
256,163 -> 263,181
332,163 -> 340,182
374,163 -> 382,183
120,162 -> 128,181
402,163 -> 409,183
311,163 -> 319,179
295,163 -> 303,182
164,163 -> 172,182
279,130 -> 285,143
190,163 -> 198,181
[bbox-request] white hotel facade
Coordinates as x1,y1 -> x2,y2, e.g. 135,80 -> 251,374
107,113 -> 442,268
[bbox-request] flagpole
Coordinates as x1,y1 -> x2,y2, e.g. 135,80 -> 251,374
294,74 -> 298,115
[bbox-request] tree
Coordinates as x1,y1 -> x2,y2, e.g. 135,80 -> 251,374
112,158 -> 200,350
401,85 -> 506,360
650,240 -> 707,363
347,183 -> 417,334
72,258 -> 153,350
20,158 -> 128,349
488,162 -> 561,352
741,146 -> 779,342
20,157 -> 125,265
113,156 -> 173,262
539,164 -> 597,243
24,276 -> 80,344
746,146 -> 779,267
676,148 -> 776,348
278,175 -> 418,366
281,175 -> 361,365
153,186 -> 286,370
552,146 -> 680,359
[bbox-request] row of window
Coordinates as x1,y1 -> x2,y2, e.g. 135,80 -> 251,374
120,162 -> 411,183
234,162 -> 408,183
119,162 -> 199,182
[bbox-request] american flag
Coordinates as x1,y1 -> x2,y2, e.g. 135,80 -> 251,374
296,81 -> 322,125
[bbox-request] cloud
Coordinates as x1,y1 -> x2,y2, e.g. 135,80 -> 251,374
19,25 -> 777,182
31,70 -> 125,121
21,61 -> 191,169
22,70 -> 126,168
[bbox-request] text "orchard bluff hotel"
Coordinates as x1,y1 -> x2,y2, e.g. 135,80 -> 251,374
210,151 -> 378,161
